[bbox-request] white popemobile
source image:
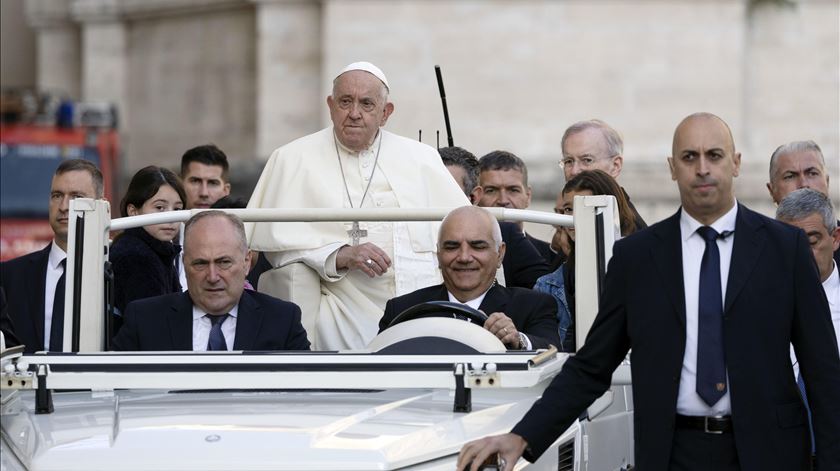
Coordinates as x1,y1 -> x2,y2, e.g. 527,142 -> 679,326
1,199 -> 634,471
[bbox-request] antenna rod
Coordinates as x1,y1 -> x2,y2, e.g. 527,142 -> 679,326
435,65 -> 454,147
418,129 -> 422,142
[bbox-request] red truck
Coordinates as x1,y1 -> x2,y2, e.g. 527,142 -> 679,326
0,122 -> 119,261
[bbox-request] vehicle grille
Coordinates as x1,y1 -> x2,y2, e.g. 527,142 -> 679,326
557,441 -> 574,471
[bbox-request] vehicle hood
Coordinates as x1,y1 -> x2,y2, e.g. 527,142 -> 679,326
1,387 -> 549,470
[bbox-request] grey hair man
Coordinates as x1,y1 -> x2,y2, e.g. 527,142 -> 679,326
378,206 -> 560,351
114,211 -> 310,352
767,140 -> 830,205
555,120 -> 647,256
247,61 -> 468,350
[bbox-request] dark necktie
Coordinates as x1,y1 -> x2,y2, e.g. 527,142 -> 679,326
206,314 -> 229,351
696,226 -> 727,406
49,259 -> 67,351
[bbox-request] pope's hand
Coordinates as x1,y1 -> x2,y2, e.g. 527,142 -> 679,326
336,243 -> 392,277
456,433 -> 527,471
484,312 -> 521,349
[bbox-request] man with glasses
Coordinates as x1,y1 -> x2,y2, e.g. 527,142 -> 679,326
552,120 -> 648,258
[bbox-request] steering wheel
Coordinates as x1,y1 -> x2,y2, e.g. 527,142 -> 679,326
386,301 -> 489,329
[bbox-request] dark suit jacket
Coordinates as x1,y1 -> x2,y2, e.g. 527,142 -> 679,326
0,244 -> 51,352
113,290 -> 311,351
0,287 -> 21,348
512,205 -> 840,470
499,222 -> 551,289
378,283 -> 560,349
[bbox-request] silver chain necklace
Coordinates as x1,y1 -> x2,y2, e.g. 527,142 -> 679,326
334,131 -> 383,245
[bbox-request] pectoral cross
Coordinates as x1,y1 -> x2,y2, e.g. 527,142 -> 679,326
347,221 -> 367,245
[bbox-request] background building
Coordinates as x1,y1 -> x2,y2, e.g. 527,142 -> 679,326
2,0 -> 837,235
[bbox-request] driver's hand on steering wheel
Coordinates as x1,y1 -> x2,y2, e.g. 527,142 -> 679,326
483,312 -> 521,349
336,243 -> 392,278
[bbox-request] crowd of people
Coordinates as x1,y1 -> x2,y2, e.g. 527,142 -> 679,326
1,61 -> 838,470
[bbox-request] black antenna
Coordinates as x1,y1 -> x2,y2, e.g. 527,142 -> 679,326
418,129 -> 422,142
436,130 -> 440,149
435,65 -> 454,147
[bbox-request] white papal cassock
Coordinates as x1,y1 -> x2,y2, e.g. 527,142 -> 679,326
246,127 -> 468,350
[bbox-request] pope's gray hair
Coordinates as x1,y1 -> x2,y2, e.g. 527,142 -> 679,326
769,140 -> 825,180
561,119 -> 624,158
776,188 -> 837,234
184,210 -> 248,253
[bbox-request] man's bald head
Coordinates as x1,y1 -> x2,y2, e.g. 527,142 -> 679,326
668,113 -> 741,225
672,112 -> 736,157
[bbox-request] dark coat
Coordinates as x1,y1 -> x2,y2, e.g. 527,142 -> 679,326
0,244 -> 51,352
499,222 -> 551,289
110,227 -> 181,314
112,290 -> 310,351
379,283 -> 560,350
511,205 -> 840,470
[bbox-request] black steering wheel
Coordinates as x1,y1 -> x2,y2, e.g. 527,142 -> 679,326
386,301 -> 489,329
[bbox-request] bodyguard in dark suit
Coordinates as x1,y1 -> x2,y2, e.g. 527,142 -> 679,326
380,206 -> 560,350
458,113 -> 840,471
113,210 -> 310,351
0,159 -> 103,353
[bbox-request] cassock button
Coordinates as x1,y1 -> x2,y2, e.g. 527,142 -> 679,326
716,383 -> 726,392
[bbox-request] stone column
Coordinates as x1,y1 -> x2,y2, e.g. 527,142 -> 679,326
72,1 -> 129,129
253,0 -> 323,159
25,1 -> 81,99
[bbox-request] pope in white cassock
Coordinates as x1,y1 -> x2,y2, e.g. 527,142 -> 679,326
246,62 -> 469,350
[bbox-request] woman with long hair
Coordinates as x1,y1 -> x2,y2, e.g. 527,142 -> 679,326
110,166 -> 186,315
535,169 -> 637,351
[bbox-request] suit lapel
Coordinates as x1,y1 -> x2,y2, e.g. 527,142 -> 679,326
31,245 -> 51,351
478,284 -> 508,315
167,293 -> 194,350
724,205 -> 766,314
650,211 -> 687,328
233,291 -> 261,350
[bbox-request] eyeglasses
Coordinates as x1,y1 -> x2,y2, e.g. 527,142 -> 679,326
557,155 -> 617,170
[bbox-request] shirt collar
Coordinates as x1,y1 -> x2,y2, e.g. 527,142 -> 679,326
447,285 -> 492,310
823,262 -> 839,304
680,200 -> 739,242
192,303 -> 239,321
48,241 -> 67,270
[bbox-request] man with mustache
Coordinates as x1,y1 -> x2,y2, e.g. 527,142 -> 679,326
458,113 -> 840,471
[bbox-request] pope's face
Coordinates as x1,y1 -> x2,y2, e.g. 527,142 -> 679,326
668,116 -> 741,225
327,70 -> 394,152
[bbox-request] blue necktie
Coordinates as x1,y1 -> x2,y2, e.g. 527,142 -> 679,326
696,226 -> 727,406
49,259 -> 67,351
206,314 -> 229,351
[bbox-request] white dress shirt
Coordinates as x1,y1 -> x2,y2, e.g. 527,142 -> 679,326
676,203 -> 738,416
192,305 -> 239,351
43,242 -> 67,349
